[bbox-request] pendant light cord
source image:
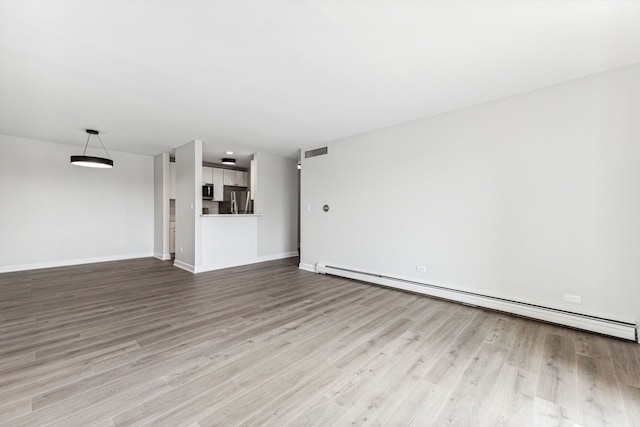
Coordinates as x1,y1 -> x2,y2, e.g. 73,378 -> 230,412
96,134 -> 112,159
82,134 -> 91,156
81,133 -> 112,159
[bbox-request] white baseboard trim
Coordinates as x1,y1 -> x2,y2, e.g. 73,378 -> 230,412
154,252 -> 172,261
173,260 -> 195,273
0,253 -> 154,274
256,251 -> 298,263
316,263 -> 637,342
194,252 -> 299,273
299,263 -> 317,273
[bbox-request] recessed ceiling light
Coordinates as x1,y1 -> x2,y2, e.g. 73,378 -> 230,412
226,151 -> 234,155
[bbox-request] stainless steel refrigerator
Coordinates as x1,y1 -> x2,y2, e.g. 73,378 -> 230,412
220,186 -> 253,214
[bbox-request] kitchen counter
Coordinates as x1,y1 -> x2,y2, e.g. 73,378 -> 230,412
201,214 -> 263,217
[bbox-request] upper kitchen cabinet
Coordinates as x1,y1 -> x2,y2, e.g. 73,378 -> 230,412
202,166 -> 213,185
237,170 -> 249,187
223,169 -> 236,186
213,168 -> 224,201
223,169 -> 249,187
169,162 -> 176,200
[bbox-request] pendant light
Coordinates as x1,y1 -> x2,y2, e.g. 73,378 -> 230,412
221,158 -> 236,165
70,129 -> 114,168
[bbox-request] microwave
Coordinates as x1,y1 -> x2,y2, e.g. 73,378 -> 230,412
202,184 -> 214,200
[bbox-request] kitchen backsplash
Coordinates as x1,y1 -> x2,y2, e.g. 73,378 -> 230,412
203,200 -> 219,214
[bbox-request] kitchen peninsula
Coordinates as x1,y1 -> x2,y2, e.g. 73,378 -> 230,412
200,213 -> 264,270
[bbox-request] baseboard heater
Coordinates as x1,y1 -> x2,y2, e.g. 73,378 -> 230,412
315,263 -> 637,341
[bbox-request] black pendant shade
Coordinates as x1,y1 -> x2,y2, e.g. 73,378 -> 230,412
221,158 -> 236,165
70,155 -> 114,168
70,129 -> 114,168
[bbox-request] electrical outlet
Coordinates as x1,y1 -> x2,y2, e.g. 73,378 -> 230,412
416,265 -> 426,272
563,293 -> 581,304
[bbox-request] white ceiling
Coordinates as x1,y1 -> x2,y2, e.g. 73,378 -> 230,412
201,145 -> 253,169
1,0 -> 640,160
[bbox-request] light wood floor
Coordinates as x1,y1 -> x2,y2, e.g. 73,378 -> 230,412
1,258 -> 639,426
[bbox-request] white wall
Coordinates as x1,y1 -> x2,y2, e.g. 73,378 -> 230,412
0,134 -> 154,272
255,152 -> 299,258
301,63 -> 640,325
153,152 -> 170,260
174,140 -> 202,272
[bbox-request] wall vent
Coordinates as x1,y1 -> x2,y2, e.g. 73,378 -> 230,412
305,147 -> 328,158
